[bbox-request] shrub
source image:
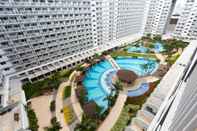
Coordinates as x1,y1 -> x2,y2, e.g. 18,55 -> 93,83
63,86 -> 71,99
74,115 -> 98,131
76,65 -> 85,72
27,107 -> 39,131
111,104 -> 140,131
59,69 -> 72,77
50,100 -> 56,112
45,117 -> 62,131
63,106 -> 74,124
153,35 -> 162,41
23,69 -> 73,99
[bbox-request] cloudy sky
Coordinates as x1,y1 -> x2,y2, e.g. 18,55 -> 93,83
173,0 -> 187,14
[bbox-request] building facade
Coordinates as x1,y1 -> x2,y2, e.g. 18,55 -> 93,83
144,0 -> 174,35
173,0 -> 197,41
147,40 -> 197,131
0,0 -> 147,107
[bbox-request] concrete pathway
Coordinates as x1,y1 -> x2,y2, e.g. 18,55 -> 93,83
31,95 -> 53,131
155,53 -> 167,65
55,82 -> 70,131
126,76 -> 159,91
105,55 -> 120,69
70,71 -> 83,122
97,93 -> 127,131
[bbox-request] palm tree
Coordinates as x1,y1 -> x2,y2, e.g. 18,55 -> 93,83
114,80 -> 123,90
142,64 -> 149,73
104,89 -> 117,108
74,115 -> 97,131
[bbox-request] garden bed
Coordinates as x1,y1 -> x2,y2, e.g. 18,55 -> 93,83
23,69 -> 73,99
111,51 -> 157,59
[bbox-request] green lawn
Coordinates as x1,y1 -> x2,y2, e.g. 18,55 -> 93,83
111,104 -> 140,131
63,86 -> 71,99
166,52 -> 180,65
111,51 -> 157,59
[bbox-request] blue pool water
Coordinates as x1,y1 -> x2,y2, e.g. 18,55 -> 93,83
154,42 -> 165,53
127,83 -> 149,97
127,46 -> 148,53
83,58 -> 158,111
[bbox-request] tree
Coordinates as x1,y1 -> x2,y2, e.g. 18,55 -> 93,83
74,115 -> 98,131
50,100 -> 56,112
146,33 -> 151,38
114,80 -> 123,90
45,117 -> 62,131
153,35 -> 162,41
141,64 -> 149,73
104,90 -> 117,108
27,107 -> 39,131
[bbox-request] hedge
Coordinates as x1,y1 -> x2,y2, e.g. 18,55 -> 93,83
27,107 -> 39,131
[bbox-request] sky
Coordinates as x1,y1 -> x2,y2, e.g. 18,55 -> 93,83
173,0 -> 187,14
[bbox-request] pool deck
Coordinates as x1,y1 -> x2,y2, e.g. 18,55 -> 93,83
155,53 -> 167,65
126,76 -> 159,91
105,55 -> 120,69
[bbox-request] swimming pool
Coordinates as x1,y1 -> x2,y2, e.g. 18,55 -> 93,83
82,58 -> 158,110
127,46 -> 148,53
154,42 -> 165,53
127,83 -> 149,97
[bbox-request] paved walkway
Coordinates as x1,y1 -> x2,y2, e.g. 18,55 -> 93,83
70,71 -> 83,122
55,81 -> 70,131
155,53 -> 167,65
97,93 -> 127,131
31,95 -> 53,131
105,55 -> 120,69
126,76 -> 159,91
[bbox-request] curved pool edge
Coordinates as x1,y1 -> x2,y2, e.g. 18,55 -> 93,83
127,83 -> 149,97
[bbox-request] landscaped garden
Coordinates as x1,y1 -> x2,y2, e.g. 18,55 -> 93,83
73,35 -> 188,131
23,69 -> 72,100
23,35 -> 188,131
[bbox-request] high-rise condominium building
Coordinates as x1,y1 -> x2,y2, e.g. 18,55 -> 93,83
101,0 -> 146,43
144,0 -> 174,35
174,0 -> 197,40
0,0 -> 146,108
147,41 -> 197,131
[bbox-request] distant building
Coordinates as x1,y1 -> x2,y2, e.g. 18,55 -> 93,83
144,0 -> 175,35
173,0 -> 197,40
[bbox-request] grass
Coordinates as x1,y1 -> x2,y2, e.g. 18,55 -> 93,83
166,52 -> 180,65
111,50 -> 157,59
111,104 -> 140,131
63,106 -> 74,124
111,81 -> 160,131
63,86 -> 71,99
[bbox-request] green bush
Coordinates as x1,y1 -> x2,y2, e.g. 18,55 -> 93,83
50,100 -> 56,112
76,65 -> 85,72
23,70 -> 72,99
153,35 -> 162,41
74,115 -> 98,131
59,69 -> 72,77
111,104 -> 140,131
27,107 -> 39,131
63,86 -> 71,99
45,117 -> 62,131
